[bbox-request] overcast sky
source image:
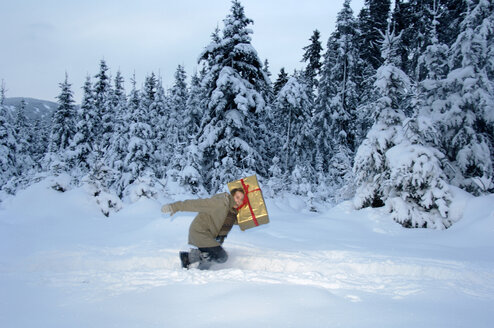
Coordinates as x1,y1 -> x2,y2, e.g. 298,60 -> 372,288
0,0 -> 365,103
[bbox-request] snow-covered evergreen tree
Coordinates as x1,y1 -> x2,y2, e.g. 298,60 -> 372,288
0,86 -> 16,188
184,70 -> 205,138
109,70 -> 127,143
274,74 -> 314,192
68,75 -> 96,174
316,0 -> 359,199
167,65 -> 194,188
110,74 -> 141,196
152,75 -> 169,179
93,59 -> 112,150
440,0 -> 494,193
354,0 -> 392,144
414,0 -> 450,147
301,29 -> 323,92
354,24 -> 453,229
178,140 -> 206,195
13,99 -> 34,176
273,67 -> 289,96
30,117 -> 50,169
105,70 -> 128,175
356,0 -> 392,70
196,0 -> 270,192
119,77 -> 156,200
45,73 -> 77,174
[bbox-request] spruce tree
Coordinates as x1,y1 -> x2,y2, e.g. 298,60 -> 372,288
13,99 -> 34,175
68,75 -> 96,173
105,70 -> 128,174
301,29 -> 323,92
197,0 -> 270,192
0,87 -> 16,187
354,24 -> 452,229
185,71 -> 206,138
30,117 -> 49,168
440,0 -> 494,193
167,65 -> 190,182
315,0 -> 358,196
153,75 -> 169,179
46,73 -> 77,173
93,59 -> 112,149
274,75 -> 313,187
357,0 -> 392,70
119,76 -> 156,199
273,67 -> 289,96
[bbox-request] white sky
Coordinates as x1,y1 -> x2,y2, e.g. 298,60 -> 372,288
0,0 -> 365,103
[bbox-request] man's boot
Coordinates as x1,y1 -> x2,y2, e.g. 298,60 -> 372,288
179,251 -> 190,269
197,251 -> 213,270
180,248 -> 203,269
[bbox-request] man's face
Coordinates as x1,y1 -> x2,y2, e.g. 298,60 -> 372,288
233,191 -> 244,208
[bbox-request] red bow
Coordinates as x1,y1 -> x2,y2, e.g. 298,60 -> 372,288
237,178 -> 261,226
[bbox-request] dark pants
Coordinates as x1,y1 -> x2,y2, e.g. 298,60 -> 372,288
197,245 -> 228,270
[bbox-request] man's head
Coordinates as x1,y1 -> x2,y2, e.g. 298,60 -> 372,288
230,188 -> 245,208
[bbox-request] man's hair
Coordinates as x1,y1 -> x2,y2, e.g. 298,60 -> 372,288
230,187 -> 245,196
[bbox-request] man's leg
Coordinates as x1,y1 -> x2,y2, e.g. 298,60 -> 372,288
197,246 -> 228,270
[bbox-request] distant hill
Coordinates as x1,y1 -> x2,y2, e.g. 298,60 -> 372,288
3,97 -> 79,123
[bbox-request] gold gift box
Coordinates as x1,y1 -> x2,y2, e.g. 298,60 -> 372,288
227,174 -> 269,231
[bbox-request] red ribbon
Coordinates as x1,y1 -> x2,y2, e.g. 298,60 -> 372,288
237,178 -> 261,226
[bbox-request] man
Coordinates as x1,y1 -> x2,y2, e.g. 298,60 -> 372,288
161,188 -> 245,270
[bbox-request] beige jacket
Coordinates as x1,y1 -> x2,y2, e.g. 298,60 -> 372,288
170,192 -> 238,248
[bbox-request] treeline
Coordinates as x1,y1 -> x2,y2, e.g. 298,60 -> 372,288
0,0 -> 492,227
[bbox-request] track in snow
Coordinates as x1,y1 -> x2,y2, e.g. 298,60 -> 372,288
13,244 -> 494,303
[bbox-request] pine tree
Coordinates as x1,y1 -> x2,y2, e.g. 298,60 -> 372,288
354,0 -> 392,145
105,70 -> 128,173
314,0 -> 359,195
165,66 -> 190,185
153,75 -> 169,179
414,0 -> 450,148
274,75 -> 314,187
357,0 -> 392,70
263,59 -> 272,78
13,99 -> 34,176
111,74 -> 141,196
440,0 -> 494,193
140,72 -> 159,170
197,0 -> 270,192
0,85 -> 16,187
178,139 -> 206,195
438,0 -> 469,46
354,24 -> 452,229
93,59 -> 112,149
46,73 -> 77,173
30,117 -> 49,168
185,71 -> 206,138
301,29 -> 323,91
169,65 -> 188,145
273,67 -> 289,96
119,77 -> 156,198
68,75 -> 96,173
109,70 -> 127,153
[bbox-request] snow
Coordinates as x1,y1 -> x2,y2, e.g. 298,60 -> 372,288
1,178 -> 493,327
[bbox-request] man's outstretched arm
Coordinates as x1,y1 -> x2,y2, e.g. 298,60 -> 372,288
162,196 -> 227,215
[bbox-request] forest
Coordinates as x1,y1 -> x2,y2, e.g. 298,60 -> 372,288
0,0 -> 493,229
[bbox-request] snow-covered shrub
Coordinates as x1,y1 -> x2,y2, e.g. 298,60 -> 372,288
385,142 -> 453,229
122,169 -> 161,203
47,172 -> 72,193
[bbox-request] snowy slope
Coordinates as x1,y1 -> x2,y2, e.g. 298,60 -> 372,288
0,179 -> 493,327
3,97 -> 61,123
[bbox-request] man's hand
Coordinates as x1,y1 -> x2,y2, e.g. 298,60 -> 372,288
161,204 -> 177,216
215,235 -> 226,245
